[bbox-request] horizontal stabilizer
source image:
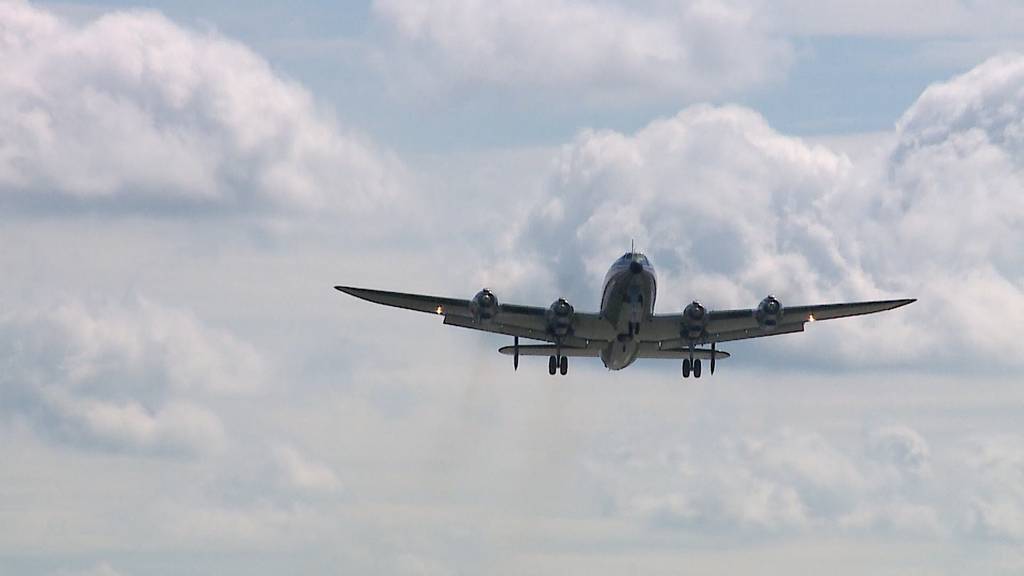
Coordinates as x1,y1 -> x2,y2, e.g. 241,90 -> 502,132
498,344 -> 730,360
637,344 -> 730,360
498,345 -> 600,357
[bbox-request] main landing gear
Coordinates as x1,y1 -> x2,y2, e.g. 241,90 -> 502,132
681,358 -> 703,379
548,355 -> 568,376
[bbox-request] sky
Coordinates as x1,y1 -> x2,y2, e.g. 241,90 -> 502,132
1,0 -> 1024,574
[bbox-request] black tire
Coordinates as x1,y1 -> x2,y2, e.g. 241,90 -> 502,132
682,358 -> 691,378
694,359 -> 702,379
559,355 -> 568,375
548,355 -> 557,375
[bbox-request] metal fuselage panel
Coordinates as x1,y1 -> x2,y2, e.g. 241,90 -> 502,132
599,256 -> 657,370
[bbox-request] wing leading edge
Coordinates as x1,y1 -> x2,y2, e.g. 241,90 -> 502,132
645,298 -> 916,345
334,285 -> 613,345
335,286 -> 914,363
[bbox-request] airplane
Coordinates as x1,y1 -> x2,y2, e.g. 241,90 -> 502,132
335,250 -> 914,378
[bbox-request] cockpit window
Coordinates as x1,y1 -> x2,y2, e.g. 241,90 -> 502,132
620,252 -> 649,264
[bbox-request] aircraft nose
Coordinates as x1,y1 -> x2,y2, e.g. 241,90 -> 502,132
629,260 -> 643,274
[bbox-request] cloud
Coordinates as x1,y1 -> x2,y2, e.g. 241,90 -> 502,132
482,54 -> 1024,368
867,425 -> 931,477
371,0 -> 792,102
0,298 -> 265,455
608,426 -> 942,535
272,444 -> 343,494
0,1 -> 399,213
2,8 -> 1024,573
53,563 -> 125,576
484,104 -> 865,309
963,435 -> 1024,540
767,0 -> 1024,37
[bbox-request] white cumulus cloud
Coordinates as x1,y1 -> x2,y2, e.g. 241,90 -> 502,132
0,1 -> 399,212
483,54 -> 1024,368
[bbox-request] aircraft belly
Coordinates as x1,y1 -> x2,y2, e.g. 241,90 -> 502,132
601,340 -> 639,370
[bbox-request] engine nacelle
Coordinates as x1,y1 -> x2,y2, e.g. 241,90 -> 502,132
546,297 -> 575,337
681,300 -> 708,339
755,295 -> 784,329
470,288 -> 500,321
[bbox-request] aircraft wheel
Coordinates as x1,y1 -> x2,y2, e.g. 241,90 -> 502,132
682,358 -> 691,378
548,355 -> 557,375
559,355 -> 568,375
694,359 -> 702,379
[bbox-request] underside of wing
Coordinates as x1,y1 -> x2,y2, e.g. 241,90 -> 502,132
644,298 -> 915,345
787,300 -> 917,322
445,314 -> 582,346
335,286 -> 472,317
335,286 -> 614,344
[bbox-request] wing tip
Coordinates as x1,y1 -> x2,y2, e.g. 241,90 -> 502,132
335,286 -> 375,301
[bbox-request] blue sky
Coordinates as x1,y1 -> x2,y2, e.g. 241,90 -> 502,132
2,1 -> 1024,575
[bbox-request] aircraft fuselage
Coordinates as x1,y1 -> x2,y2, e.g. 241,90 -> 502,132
599,252 -> 657,370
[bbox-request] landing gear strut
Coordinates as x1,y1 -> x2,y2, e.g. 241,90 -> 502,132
620,323 -> 640,340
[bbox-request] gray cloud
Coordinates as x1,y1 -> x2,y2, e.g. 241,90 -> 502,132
0,2 -> 400,213
962,435 -> 1024,540
867,425 -> 931,477
606,426 -> 942,536
767,0 -> 1024,38
0,298 -> 264,455
271,444 -> 343,495
53,563 -> 125,576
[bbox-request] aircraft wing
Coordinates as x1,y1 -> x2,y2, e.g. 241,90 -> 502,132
335,286 -> 616,345
644,299 -> 915,345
